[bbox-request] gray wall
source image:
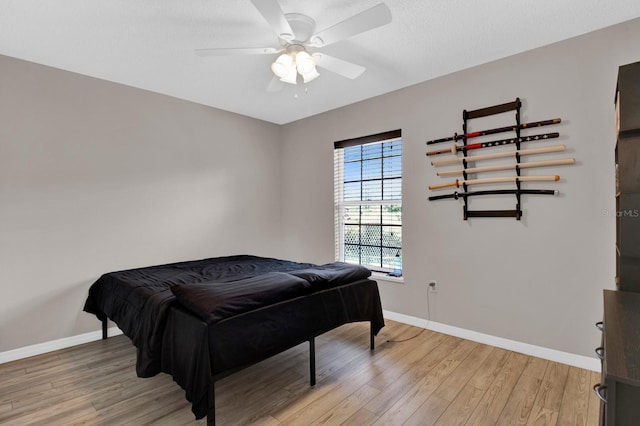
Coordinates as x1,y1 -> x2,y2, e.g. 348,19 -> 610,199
280,18 -> 640,358
2,18 -> 639,359
0,55 -> 283,351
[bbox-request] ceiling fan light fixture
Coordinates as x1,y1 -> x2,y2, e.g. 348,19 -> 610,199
272,46 -> 321,85
302,67 -> 320,83
271,53 -> 293,78
295,51 -> 314,75
279,65 -> 298,84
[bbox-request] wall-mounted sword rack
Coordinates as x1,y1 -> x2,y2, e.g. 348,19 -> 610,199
426,98 -> 572,220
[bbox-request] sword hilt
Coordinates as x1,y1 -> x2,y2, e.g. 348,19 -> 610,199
426,144 -> 458,156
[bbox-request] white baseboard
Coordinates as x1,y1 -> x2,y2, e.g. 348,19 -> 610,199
0,327 -> 123,364
2,313 -> 600,372
383,310 -> 601,372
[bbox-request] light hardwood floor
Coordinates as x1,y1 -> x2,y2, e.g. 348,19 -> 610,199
0,320 -> 601,425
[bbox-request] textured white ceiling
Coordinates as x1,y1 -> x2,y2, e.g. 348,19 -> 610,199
1,0 -> 639,124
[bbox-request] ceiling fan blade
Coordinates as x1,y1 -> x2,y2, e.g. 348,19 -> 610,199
309,3 -> 391,47
195,47 -> 279,56
313,53 -> 366,79
250,0 -> 295,41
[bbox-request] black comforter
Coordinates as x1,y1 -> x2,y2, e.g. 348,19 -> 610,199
84,255 -> 384,419
84,255 -> 372,375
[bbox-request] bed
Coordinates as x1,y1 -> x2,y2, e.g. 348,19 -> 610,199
83,254 -> 385,425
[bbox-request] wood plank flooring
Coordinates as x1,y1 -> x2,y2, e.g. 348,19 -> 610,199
0,320 -> 601,425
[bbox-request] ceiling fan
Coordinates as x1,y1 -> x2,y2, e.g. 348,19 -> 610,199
195,0 -> 392,86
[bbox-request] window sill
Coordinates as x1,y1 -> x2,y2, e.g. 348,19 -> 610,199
371,272 -> 404,284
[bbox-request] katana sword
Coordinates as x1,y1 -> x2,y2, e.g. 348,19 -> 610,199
436,158 -> 575,177
428,175 -> 560,190
430,145 -> 566,166
425,118 -> 561,145
428,189 -> 558,201
426,132 -> 559,157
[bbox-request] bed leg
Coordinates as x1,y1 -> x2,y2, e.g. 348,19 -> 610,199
207,381 -> 215,426
370,321 -> 375,350
102,318 -> 108,340
309,338 -> 316,386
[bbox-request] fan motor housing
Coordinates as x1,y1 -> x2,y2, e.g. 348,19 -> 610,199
283,13 -> 316,44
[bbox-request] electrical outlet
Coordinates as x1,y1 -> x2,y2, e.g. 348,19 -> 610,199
428,280 -> 437,292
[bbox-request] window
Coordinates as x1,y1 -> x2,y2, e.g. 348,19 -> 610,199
334,130 -> 402,274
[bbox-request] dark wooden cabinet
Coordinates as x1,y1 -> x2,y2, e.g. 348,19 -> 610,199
616,63 -> 640,137
599,61 -> 640,425
597,290 -> 640,425
615,61 -> 640,292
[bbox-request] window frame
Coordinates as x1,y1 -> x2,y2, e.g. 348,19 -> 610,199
334,130 -> 402,274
